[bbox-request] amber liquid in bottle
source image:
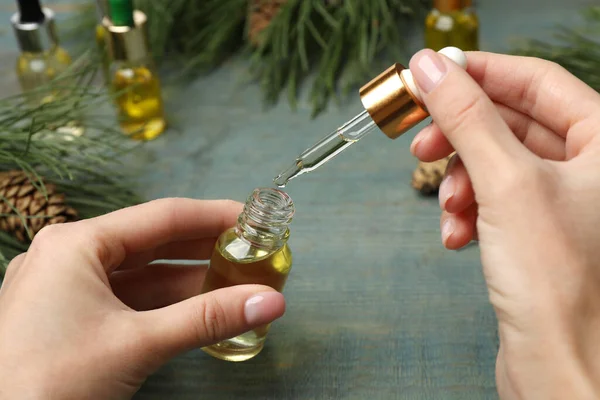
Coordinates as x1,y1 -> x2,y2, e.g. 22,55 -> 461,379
425,1 -> 479,51
200,188 -> 294,362
110,64 -> 166,141
16,46 -> 72,104
95,24 -> 110,83
17,46 -> 85,138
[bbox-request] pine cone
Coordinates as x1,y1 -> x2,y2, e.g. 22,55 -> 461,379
0,170 -> 78,242
248,0 -> 287,47
411,154 -> 454,195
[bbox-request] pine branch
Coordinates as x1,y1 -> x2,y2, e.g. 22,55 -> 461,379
0,53 -> 143,277
164,0 -> 248,76
250,0 -> 427,116
64,0 -> 427,116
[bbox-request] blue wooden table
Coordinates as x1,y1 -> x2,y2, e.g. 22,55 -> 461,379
0,0 -> 595,398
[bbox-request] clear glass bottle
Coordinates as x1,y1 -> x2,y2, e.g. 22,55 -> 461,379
425,0 -> 479,51
11,8 -> 72,103
11,6 -> 83,137
200,187 -> 295,362
103,9 -> 166,141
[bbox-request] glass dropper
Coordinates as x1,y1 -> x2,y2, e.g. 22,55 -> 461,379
273,46 -> 467,188
273,109 -> 378,187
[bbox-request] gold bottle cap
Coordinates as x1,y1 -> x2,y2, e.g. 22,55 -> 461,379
102,10 -> 149,62
433,0 -> 464,12
359,63 -> 427,140
10,8 -> 58,53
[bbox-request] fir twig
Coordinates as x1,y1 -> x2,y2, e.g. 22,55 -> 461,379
0,54 -> 143,275
65,0 -> 427,117
249,0 -> 427,116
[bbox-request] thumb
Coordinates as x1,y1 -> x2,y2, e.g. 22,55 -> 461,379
409,49 -> 531,188
135,285 -> 285,364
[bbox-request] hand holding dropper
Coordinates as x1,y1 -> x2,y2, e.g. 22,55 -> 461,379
273,46 -> 467,188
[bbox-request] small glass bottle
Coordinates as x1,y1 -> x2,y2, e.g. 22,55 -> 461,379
425,0 -> 479,51
10,5 -> 84,138
200,187 -> 295,362
11,7 -> 73,104
102,4 -> 166,141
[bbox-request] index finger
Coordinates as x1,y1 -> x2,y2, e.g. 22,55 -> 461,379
409,49 -> 532,186
85,198 -> 242,272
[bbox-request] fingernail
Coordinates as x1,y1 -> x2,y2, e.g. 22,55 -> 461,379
244,292 -> 284,325
409,50 -> 447,94
410,125 -> 430,155
441,218 -> 455,245
438,175 -> 455,209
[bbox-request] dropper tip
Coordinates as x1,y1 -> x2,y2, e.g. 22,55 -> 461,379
273,161 -> 301,188
273,174 -> 289,189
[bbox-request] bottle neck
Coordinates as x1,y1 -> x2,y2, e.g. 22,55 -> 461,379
103,10 -> 150,63
11,8 -> 59,53
236,187 -> 295,250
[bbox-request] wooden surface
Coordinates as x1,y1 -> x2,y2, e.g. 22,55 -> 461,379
0,0 -> 596,399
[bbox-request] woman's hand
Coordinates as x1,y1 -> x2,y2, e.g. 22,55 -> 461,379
0,199 -> 285,400
409,50 -> 600,399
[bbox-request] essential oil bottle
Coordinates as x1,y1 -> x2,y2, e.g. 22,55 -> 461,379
11,0 -> 73,103
425,0 -> 479,51
11,0 -> 85,138
200,187 -> 295,362
103,0 -> 166,140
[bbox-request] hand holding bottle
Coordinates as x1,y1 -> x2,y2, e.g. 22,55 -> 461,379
409,49 -> 600,398
0,199 -> 285,399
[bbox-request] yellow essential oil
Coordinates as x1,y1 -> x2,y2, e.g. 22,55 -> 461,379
95,24 -> 111,83
111,65 -> 166,140
425,0 -> 479,51
96,23 -> 106,51
103,4 -> 167,141
16,46 -> 72,104
200,188 -> 295,362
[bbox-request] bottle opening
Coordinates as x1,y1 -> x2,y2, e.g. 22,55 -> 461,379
250,187 -> 294,223
238,187 -> 294,247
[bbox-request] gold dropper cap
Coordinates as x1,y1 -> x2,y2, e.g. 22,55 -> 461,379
10,8 -> 58,53
433,0 -> 466,12
358,63 -> 427,140
102,10 -> 149,62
